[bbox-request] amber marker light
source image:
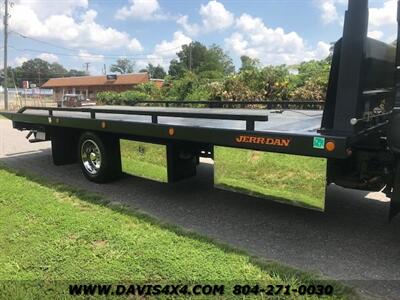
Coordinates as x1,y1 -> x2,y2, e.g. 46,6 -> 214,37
326,141 -> 336,152
101,121 -> 106,129
168,128 -> 175,136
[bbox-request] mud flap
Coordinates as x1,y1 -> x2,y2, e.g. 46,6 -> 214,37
389,160 -> 400,221
167,143 -> 198,183
50,128 -> 78,166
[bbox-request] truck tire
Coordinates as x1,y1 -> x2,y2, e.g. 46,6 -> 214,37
78,132 -> 121,183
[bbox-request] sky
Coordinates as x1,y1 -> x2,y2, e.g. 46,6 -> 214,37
1,0 -> 398,75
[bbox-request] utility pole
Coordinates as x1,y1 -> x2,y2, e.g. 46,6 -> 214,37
189,44 -> 192,72
84,62 -> 90,75
38,67 -> 41,96
3,0 -> 8,110
37,67 -> 41,86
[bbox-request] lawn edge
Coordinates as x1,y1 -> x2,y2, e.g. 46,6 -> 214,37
0,162 -> 360,299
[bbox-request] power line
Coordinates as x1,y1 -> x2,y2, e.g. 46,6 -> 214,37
11,31 -> 79,53
11,31 -> 185,58
9,45 -> 179,62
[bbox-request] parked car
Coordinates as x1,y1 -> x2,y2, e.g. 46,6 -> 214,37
57,94 -> 96,108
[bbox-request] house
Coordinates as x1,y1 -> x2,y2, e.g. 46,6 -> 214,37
41,73 -> 163,101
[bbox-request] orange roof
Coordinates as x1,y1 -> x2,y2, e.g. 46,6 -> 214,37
42,73 -> 150,88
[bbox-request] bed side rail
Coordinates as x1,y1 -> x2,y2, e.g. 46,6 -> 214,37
17,106 -> 268,131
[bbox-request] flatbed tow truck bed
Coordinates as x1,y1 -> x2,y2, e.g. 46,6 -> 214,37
3,0 -> 400,220
2,105 -> 347,159
21,106 -> 322,133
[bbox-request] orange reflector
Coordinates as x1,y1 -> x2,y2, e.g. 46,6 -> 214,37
101,121 -> 106,129
326,141 -> 336,152
168,128 -> 175,136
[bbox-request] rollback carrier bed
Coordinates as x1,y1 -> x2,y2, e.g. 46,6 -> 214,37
2,0 -> 400,220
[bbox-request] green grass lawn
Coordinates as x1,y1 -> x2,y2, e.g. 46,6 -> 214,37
215,147 -> 327,210
0,167 -> 356,299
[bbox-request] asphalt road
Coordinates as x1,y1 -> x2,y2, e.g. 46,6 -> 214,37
1,119 -> 400,299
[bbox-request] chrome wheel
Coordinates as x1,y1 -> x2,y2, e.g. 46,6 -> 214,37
81,139 -> 102,175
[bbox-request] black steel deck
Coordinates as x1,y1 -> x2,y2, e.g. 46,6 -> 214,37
18,106 -> 322,133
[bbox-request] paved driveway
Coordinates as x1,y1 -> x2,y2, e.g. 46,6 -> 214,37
1,119 -> 399,299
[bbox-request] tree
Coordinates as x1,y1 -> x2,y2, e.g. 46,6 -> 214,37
67,69 -> 86,77
13,58 -> 51,87
239,55 -> 260,72
178,42 -> 208,73
1,59 -> 86,88
0,67 -> 15,88
290,60 -> 331,100
142,63 -> 166,79
110,58 -> 135,74
205,45 -> 235,75
168,59 -> 187,79
168,42 -> 208,78
49,63 -> 68,78
296,60 -> 330,87
168,42 -> 235,79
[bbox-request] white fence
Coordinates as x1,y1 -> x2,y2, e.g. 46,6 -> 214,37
0,88 -> 56,111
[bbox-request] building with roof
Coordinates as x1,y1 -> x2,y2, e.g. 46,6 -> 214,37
41,73 -> 163,102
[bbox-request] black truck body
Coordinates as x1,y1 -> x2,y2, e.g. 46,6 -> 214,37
2,0 -> 400,219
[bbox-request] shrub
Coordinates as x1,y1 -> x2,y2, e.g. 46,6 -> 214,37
97,90 -> 151,105
162,72 -> 201,100
120,90 -> 151,105
134,82 -> 162,100
186,86 -> 212,101
96,58 -> 331,106
96,91 -> 121,105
